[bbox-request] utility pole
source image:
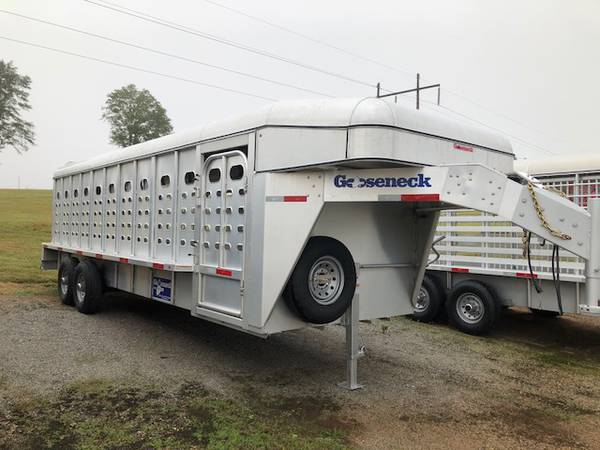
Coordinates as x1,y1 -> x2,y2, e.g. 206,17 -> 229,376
416,73 -> 420,110
376,73 -> 440,110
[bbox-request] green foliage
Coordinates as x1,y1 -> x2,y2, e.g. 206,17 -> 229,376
102,84 -> 173,147
0,60 -> 35,154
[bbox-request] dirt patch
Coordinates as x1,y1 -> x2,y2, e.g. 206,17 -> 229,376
0,292 -> 59,313
0,379 -> 348,450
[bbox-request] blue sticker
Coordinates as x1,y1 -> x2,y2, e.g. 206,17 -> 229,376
152,276 -> 172,302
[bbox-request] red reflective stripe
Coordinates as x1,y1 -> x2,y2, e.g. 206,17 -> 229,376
216,268 -> 232,277
453,143 -> 474,152
400,194 -> 440,202
283,195 -> 308,202
152,263 -> 165,270
76,250 -> 83,255
95,253 -> 103,259
516,272 -> 538,279
119,257 -> 129,263
451,267 -> 470,273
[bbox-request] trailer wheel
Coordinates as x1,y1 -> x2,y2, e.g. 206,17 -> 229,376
411,275 -> 445,322
530,308 -> 560,318
288,236 -> 356,324
57,259 -> 76,305
72,260 -> 103,314
446,280 -> 497,335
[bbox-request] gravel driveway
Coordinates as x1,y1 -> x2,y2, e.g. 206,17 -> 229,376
2,292 -> 600,449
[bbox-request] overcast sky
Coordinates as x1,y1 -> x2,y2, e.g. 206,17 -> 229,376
1,0 -> 599,188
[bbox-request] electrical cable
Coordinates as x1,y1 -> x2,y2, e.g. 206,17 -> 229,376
198,0 -> 416,79
0,9 -> 332,98
83,0 -> 379,90
526,232 -> 543,293
551,244 -> 564,315
0,35 -> 277,101
196,0 -> 574,151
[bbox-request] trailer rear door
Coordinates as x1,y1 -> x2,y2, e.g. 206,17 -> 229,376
195,150 -> 247,317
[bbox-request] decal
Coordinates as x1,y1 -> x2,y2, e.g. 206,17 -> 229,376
152,276 -> 172,302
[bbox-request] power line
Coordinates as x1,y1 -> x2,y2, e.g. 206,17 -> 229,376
83,0 -> 379,91
196,0 -> 570,150
198,0 -> 415,79
380,92 -> 556,156
435,104 -> 557,156
0,35 -> 277,101
0,9 -> 332,98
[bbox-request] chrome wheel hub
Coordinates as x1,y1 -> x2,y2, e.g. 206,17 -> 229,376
456,293 -> 484,324
414,287 -> 430,312
60,274 -> 69,296
308,256 -> 344,305
75,273 -> 86,304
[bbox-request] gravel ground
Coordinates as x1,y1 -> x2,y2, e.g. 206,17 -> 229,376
2,292 -> 600,449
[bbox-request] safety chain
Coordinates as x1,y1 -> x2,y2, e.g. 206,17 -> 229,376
527,181 -> 572,241
521,229 -> 530,258
543,185 -> 567,198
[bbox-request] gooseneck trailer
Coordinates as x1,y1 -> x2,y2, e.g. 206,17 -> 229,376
41,98 -> 600,387
418,153 -> 600,335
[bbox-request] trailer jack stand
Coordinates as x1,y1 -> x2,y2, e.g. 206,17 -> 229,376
338,291 -> 365,390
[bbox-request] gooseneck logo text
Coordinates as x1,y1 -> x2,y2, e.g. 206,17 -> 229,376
333,174 -> 432,188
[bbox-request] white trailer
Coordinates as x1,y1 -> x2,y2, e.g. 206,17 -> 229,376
41,98 -> 600,387
418,153 -> 600,334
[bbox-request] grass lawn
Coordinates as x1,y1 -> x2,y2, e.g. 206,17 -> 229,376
0,189 -> 55,296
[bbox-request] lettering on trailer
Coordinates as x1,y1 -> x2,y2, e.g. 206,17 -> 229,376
152,276 -> 172,302
333,174 -> 432,189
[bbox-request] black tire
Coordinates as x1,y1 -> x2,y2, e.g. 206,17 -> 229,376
57,258 -> 76,305
446,280 -> 498,335
286,236 -> 356,324
411,275 -> 445,322
530,308 -> 561,318
71,260 -> 103,314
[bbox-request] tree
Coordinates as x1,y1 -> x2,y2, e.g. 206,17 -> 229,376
0,60 -> 35,154
102,84 -> 173,147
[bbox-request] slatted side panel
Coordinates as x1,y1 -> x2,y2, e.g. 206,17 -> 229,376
52,178 -> 62,244
118,162 -> 136,255
91,169 -> 105,251
71,173 -> 82,249
104,166 -> 120,254
134,158 -> 152,258
154,153 -> 176,260
431,174 -> 593,277
80,172 -> 92,249
175,148 -> 198,264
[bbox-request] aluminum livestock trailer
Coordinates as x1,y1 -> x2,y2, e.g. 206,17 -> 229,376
41,98 -> 600,388
418,153 -> 600,334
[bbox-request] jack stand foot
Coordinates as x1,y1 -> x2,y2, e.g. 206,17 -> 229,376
337,380 -> 364,391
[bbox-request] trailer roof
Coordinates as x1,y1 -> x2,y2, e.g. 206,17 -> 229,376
55,97 -> 512,177
514,152 -> 600,176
